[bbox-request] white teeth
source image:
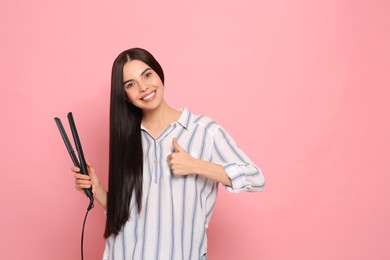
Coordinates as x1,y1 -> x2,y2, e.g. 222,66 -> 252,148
142,91 -> 155,100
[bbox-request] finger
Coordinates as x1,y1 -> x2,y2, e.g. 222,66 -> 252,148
75,173 -> 91,180
75,183 -> 92,190
171,166 -> 183,176
75,178 -> 92,188
76,179 -> 92,186
71,166 -> 80,173
86,159 -> 96,175
172,138 -> 184,152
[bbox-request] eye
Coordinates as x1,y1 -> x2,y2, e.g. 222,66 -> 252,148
144,72 -> 152,78
125,82 -> 135,89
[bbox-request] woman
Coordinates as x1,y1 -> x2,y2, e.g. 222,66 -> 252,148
73,48 -> 265,260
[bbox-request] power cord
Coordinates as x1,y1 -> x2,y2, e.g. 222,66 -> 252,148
81,198 -> 94,260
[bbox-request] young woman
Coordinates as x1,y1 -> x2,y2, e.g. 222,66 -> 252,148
73,48 -> 265,260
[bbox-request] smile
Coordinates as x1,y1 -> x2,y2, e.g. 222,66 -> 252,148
141,91 -> 156,101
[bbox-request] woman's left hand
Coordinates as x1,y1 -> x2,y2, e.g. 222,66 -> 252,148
167,138 -> 198,176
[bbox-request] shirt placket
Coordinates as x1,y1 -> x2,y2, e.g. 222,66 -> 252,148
152,123 -> 177,184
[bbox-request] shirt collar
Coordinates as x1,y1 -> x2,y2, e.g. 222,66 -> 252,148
176,107 -> 190,130
140,107 -> 191,131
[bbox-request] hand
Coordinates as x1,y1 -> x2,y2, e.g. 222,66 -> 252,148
167,138 -> 198,176
72,160 -> 101,195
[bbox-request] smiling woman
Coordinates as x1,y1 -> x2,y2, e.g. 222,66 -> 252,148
123,60 -> 165,112
72,47 -> 265,260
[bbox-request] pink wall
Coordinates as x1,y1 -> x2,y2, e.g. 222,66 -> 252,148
1,0 -> 389,259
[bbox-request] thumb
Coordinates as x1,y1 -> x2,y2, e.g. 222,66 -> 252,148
86,159 -> 96,175
172,138 -> 184,152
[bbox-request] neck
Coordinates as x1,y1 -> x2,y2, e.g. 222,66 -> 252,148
141,100 -> 180,129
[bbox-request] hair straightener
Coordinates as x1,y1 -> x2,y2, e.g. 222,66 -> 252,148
54,112 -> 94,260
54,113 -> 94,210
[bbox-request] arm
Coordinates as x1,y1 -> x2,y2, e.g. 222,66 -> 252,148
168,138 -> 232,186
168,132 -> 265,193
210,126 -> 265,193
72,160 -> 107,210
192,159 -> 232,187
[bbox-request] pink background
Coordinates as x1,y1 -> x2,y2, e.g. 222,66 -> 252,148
1,0 -> 389,259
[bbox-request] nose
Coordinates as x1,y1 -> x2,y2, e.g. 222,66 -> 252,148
138,82 -> 148,92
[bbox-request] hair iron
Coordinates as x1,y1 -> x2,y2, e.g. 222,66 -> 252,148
54,113 -> 94,210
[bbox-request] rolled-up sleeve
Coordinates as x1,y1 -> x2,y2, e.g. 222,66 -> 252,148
211,126 -> 265,193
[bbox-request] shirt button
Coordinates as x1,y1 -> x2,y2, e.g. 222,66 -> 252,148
154,160 -> 158,164
173,122 -> 177,127
245,185 -> 252,191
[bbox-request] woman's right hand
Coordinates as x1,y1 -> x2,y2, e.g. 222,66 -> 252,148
71,160 -> 108,210
71,160 -> 100,195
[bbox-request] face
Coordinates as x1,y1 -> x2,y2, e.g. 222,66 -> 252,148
122,60 -> 164,111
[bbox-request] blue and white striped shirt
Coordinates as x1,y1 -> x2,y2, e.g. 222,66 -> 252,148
103,108 -> 265,260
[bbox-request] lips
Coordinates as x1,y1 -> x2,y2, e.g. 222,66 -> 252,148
141,91 -> 156,101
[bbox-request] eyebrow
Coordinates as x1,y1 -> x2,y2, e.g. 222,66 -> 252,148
123,67 -> 152,86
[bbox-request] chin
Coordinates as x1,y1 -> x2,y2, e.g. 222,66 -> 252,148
140,101 -> 163,112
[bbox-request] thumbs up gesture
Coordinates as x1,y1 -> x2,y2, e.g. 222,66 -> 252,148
168,138 -> 198,176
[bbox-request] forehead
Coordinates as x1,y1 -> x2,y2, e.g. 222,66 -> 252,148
123,60 -> 149,81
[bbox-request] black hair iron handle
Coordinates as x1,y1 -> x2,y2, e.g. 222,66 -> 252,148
54,117 -> 80,168
54,113 -> 94,210
67,113 -> 89,177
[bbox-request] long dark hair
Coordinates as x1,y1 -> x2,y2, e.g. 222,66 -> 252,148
104,48 -> 164,238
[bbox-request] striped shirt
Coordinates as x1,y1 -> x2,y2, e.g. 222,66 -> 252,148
103,108 -> 265,260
